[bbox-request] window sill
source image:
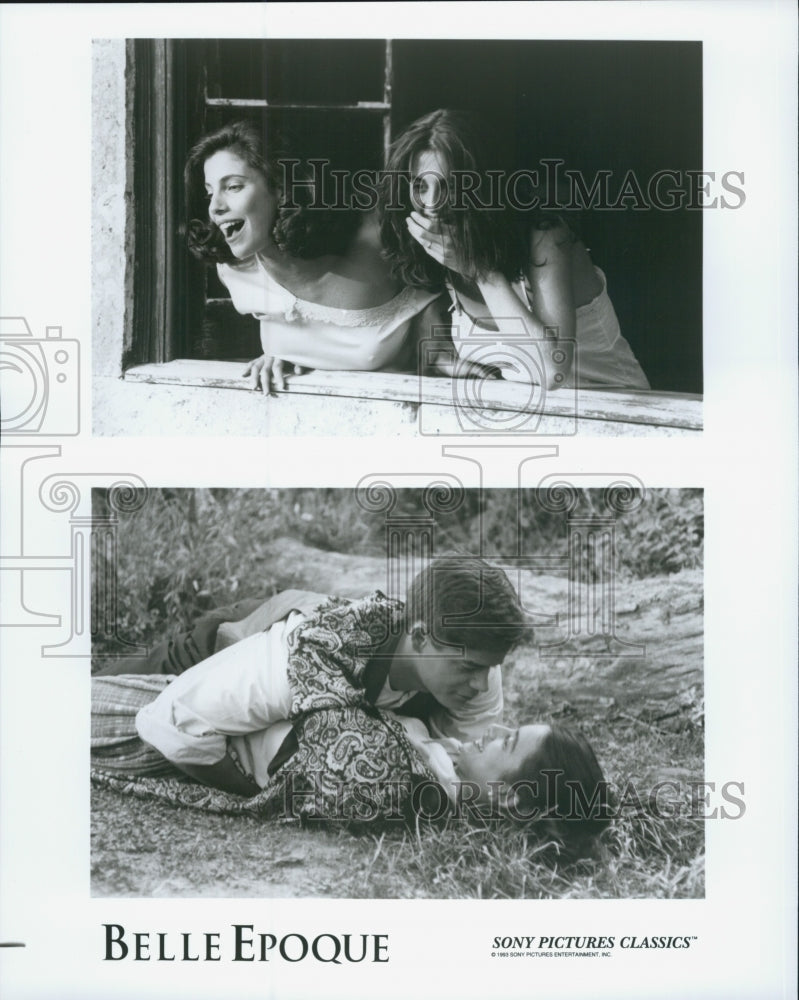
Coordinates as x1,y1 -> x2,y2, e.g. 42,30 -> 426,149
123,360 -> 702,434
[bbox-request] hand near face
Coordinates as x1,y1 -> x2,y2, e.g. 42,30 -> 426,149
242,355 -> 311,396
406,211 -> 472,279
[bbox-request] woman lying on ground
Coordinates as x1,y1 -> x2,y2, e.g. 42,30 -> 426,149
185,120 -> 440,393
92,565 -> 607,851
92,675 -> 610,855
380,109 -> 650,391
91,675 -> 609,853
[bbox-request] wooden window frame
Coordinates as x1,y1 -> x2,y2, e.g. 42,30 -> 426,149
127,39 -> 200,367
128,39 -> 393,368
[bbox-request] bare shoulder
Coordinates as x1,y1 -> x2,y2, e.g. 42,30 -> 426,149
310,209 -> 398,306
352,209 -> 383,249
345,211 -> 398,285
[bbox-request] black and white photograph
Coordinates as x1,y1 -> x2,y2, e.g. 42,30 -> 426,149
0,2 -> 796,999
90,486 -> 705,899
92,36 -> 703,436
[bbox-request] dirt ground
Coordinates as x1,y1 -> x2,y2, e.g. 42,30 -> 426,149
91,538 -> 703,897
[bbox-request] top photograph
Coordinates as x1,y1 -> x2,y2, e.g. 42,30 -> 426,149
92,38 -> 706,437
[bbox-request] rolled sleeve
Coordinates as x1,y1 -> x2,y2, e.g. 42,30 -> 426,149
135,691 -> 227,766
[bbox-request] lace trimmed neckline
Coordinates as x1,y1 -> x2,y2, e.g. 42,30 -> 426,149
256,255 -> 422,327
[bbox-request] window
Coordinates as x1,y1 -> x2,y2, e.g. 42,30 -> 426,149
124,39 -> 703,431
129,39 -> 393,366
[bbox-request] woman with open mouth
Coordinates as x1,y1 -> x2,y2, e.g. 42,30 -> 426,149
185,120 -> 441,394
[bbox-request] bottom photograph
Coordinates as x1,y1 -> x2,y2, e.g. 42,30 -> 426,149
90,486 -> 704,900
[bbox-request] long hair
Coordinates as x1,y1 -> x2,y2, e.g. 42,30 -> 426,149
184,120 -> 361,263
380,109 -> 580,289
509,725 -> 611,853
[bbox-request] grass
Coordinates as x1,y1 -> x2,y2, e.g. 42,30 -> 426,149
92,781 -> 704,900
335,684 -> 704,900
92,661 -> 704,899
341,813 -> 703,900
92,487 -> 704,654
91,488 -> 704,899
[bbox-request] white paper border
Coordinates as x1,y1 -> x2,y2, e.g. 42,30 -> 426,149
1,3 -> 796,999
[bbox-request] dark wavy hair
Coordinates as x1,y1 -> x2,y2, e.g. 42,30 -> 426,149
405,554 -> 528,660
380,109 -> 579,289
184,120 -> 361,263
509,724 -> 611,853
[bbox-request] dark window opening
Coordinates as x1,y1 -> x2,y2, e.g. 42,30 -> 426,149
131,38 -> 702,393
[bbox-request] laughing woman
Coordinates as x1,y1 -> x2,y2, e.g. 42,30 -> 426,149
380,110 -> 650,392
185,121 -> 440,393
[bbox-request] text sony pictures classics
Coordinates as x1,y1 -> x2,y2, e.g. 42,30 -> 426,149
491,934 -> 697,951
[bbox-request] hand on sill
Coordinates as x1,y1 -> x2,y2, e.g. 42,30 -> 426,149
242,355 -> 313,396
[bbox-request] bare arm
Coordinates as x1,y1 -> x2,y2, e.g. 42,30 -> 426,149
410,294 -> 500,378
475,226 -> 576,390
406,213 -> 576,390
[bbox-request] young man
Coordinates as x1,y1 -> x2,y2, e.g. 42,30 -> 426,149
114,556 -> 527,796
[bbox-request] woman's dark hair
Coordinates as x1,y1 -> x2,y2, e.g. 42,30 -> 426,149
508,725 -> 611,854
379,109 -> 580,289
184,120 -> 361,263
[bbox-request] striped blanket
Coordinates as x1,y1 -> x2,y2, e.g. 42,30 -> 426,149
91,675 -> 177,776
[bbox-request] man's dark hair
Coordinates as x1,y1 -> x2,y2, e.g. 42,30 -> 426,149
405,555 -> 527,659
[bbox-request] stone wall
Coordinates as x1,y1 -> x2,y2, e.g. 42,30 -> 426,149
91,38 -> 131,379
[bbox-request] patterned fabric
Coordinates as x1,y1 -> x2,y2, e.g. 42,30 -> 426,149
287,592 -> 401,717
267,705 -> 438,824
91,669 -> 440,826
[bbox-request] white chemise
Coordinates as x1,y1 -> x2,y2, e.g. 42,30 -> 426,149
447,266 -> 650,390
217,255 -> 440,371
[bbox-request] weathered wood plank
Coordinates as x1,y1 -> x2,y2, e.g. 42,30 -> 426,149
125,360 -> 703,431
